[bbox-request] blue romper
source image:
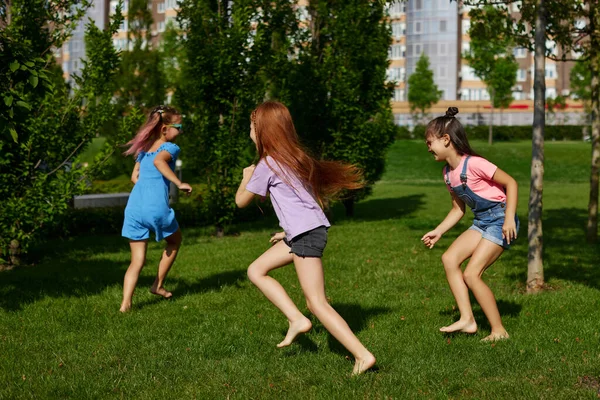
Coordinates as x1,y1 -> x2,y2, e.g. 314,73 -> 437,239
122,142 -> 180,241
445,156 -> 519,249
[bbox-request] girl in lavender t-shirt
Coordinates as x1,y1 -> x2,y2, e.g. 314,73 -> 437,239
235,101 -> 376,375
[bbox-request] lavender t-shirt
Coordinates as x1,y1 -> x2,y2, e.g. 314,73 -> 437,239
246,156 -> 330,241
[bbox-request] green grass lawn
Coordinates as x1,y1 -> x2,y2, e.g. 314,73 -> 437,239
1,140 -> 599,399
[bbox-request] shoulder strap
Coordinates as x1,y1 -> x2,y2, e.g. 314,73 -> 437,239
460,156 -> 470,188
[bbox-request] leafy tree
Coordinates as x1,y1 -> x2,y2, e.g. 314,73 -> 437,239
408,53 -> 442,125
176,0 -> 263,236
460,0 -> 600,290
114,0 -> 166,109
0,0 -> 124,266
465,5 -> 518,145
293,0 -> 396,216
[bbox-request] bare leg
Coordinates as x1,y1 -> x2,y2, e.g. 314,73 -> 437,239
247,241 -> 312,348
120,240 -> 148,312
150,229 -> 182,299
293,255 -> 375,375
462,239 -> 508,342
439,229 -> 482,333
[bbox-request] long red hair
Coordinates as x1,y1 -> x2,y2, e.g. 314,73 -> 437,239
252,101 -> 364,206
123,105 -> 181,157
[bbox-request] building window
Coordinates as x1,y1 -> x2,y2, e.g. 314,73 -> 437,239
439,65 -> 447,78
517,69 -> 527,82
158,21 -> 166,32
416,0 -> 422,10
414,43 -> 422,56
461,65 -> 480,81
546,87 -> 556,99
158,2 -> 165,13
388,2 -> 405,17
166,0 -> 176,9
461,19 -> 470,34
462,41 -> 470,54
439,42 -> 448,56
62,62 -> 69,73
545,64 -> 556,79
415,21 -> 422,34
513,47 -> 527,58
440,20 -> 447,32
71,41 -> 81,52
394,89 -> 405,102
390,45 -> 404,60
392,22 -> 403,39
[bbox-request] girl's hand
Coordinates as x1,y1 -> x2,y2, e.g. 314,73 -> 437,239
178,182 -> 193,194
502,218 -> 517,244
421,230 -> 442,249
269,231 -> 286,245
243,165 -> 256,181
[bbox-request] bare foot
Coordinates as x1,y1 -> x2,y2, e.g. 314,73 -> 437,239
150,286 -> 173,299
119,304 -> 131,313
352,352 -> 376,375
481,331 -> 509,342
439,319 -> 477,334
276,317 -> 312,348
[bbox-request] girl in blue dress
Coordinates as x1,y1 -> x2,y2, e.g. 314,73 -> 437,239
120,105 -> 192,312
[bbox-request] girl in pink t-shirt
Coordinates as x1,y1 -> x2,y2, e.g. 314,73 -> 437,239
421,107 -> 519,342
235,101 -> 376,375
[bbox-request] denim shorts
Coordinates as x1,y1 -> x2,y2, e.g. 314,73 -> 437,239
469,213 -> 520,249
283,226 -> 328,258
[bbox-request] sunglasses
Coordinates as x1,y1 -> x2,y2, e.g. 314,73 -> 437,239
167,123 -> 183,132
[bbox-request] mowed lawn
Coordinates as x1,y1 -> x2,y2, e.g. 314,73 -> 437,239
1,140 -> 598,399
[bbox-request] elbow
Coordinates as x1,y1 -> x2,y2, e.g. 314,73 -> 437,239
235,198 -> 247,209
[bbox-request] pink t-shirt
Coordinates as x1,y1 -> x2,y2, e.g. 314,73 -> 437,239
444,155 -> 506,202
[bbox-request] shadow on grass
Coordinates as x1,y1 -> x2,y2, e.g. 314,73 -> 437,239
0,256 -> 128,312
438,299 -> 522,333
505,208 -> 600,290
172,269 -> 247,296
331,194 -> 426,223
321,303 -> 391,356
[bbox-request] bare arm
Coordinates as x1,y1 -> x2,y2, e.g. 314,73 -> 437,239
153,151 -> 192,193
131,162 -> 140,184
421,192 -> 466,249
492,167 -> 518,243
235,165 -> 256,208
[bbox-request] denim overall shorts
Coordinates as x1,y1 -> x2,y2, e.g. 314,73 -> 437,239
445,156 -> 519,249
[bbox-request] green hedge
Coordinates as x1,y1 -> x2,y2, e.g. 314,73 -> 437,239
49,199 -> 273,238
397,125 -> 588,141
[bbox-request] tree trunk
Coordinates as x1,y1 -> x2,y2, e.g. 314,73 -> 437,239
9,239 -> 21,267
587,0 -> 599,243
343,197 -> 355,217
527,0 -> 546,293
489,88 -> 494,146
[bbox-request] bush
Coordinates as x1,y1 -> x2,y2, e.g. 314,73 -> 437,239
396,125 -> 588,141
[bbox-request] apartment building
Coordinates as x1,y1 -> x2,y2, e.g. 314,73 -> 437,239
54,0 -> 583,126
389,0 -> 584,126
55,0 -> 110,82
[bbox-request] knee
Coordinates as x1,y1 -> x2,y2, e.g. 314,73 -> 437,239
305,297 -> 328,315
463,270 -> 480,287
441,252 -> 459,270
247,263 -> 264,284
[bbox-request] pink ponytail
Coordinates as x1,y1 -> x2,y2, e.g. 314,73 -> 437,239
123,106 -> 181,157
